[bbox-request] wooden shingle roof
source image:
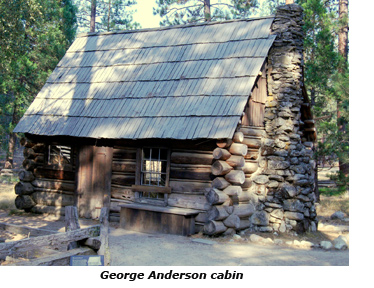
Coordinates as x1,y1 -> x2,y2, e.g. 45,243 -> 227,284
14,16 -> 276,140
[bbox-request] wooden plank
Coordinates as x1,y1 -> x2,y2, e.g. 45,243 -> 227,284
119,203 -> 199,216
33,167 -> 75,181
5,247 -> 96,266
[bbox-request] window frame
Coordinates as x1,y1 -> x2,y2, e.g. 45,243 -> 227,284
134,147 -> 171,205
44,144 -> 74,171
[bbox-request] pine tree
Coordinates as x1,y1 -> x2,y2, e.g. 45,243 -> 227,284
153,0 -> 259,26
0,0 -> 77,168
74,0 -> 140,33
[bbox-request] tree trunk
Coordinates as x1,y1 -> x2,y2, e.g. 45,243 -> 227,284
107,0 -> 111,32
4,102 -> 19,169
204,0 -> 211,21
337,0 -> 349,179
90,0 -> 97,32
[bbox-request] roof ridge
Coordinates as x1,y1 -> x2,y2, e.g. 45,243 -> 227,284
76,15 -> 275,38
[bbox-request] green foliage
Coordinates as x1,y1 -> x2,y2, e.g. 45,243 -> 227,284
294,0 -> 349,187
0,0 -> 77,154
153,0 -> 259,26
318,186 -> 347,197
73,0 -> 140,33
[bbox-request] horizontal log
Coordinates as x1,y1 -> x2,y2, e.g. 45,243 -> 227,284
32,143 -> 46,153
113,148 -> 137,160
242,137 -> 261,149
216,139 -> 232,148
33,167 -> 75,181
0,225 -> 100,259
244,149 -> 259,160
223,185 -> 242,196
207,205 -> 229,221
167,193 -> 210,210
18,170 -> 35,182
33,187 -> 74,196
15,195 -> 36,210
30,204 -> 65,216
203,220 -> 227,235
20,138 -> 36,148
226,155 -> 245,168
171,152 -> 213,165
22,159 -> 36,171
170,164 -> 212,181
239,127 -> 266,137
229,143 -> 248,156
195,212 -> 208,223
212,148 -> 231,161
112,160 -> 136,173
169,180 -> 210,193
206,188 -> 229,205
236,190 -> 253,202
15,182 -> 34,195
31,192 -> 75,207
232,132 -> 244,143
242,178 -> 252,189
223,214 -> 240,229
232,203 -> 256,218
211,160 -> 233,176
34,155 -> 45,164
111,173 -> 136,186
23,148 -> 37,159
224,170 -> 245,185
32,179 -> 75,192
211,177 -> 230,189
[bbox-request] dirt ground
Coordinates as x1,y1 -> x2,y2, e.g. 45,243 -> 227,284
0,182 -> 349,266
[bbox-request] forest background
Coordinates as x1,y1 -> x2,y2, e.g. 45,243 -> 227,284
0,0 -> 350,197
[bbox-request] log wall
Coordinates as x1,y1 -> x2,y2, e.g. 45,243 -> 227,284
15,139 -> 76,217
108,146 -> 214,225
203,128 -> 263,236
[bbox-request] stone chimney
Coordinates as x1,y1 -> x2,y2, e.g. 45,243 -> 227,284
249,4 -> 318,234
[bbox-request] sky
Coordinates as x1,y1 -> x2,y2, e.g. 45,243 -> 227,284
132,0 -> 161,29
131,0 -> 266,29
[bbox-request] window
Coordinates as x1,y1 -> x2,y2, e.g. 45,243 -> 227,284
47,145 -> 72,166
140,147 -> 169,200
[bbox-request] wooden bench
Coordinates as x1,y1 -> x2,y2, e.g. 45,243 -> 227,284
119,203 -> 199,236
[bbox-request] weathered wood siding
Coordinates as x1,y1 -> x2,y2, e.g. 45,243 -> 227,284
109,142 -> 215,226
242,67 -> 267,127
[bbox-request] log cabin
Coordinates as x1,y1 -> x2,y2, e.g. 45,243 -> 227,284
13,3 -> 317,236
